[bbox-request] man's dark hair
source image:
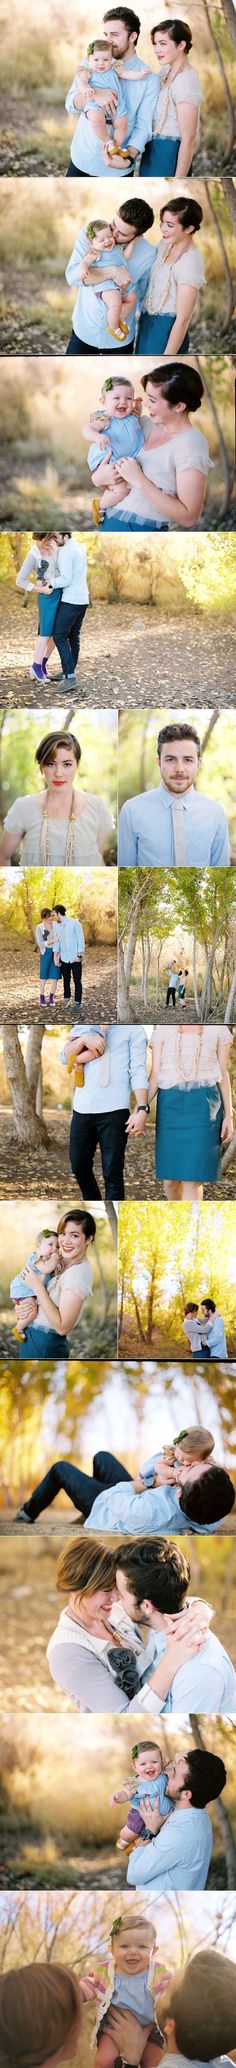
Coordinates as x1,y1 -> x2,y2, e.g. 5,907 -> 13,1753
180,1466 -> 235,1528
116,1539 -> 190,1614
158,723 -> 201,759
151,18 -> 192,53
141,364 -> 204,412
161,196 -> 202,233
54,904 -> 66,916
184,1302 -> 198,1315
183,1749 -> 226,1809
104,7 -> 140,39
117,198 -> 154,231
162,1949 -> 236,2058
36,732 -> 81,769
201,1297 -> 216,1313
57,1209 -> 96,1244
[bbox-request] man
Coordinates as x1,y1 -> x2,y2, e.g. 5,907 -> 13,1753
68,1023 -> 149,1197
49,532 -> 89,685
115,1539 -> 236,1713
52,904 -> 85,1006
127,1747 -> 226,1892
156,1946 -> 236,2065
118,722 -> 230,866
165,965 -> 177,1010
103,9 -> 160,169
66,198 -> 155,356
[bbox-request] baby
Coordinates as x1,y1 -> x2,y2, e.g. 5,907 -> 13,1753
110,1739 -> 172,1851
66,40 -> 129,169
83,376 -> 144,524
61,1025 -> 108,1086
10,1229 -> 59,1341
81,1912 -> 170,2068
135,1426 -> 215,1492
79,218 -> 136,342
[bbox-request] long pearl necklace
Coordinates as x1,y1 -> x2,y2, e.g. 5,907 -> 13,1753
176,1029 -> 202,1085
40,788 -> 76,865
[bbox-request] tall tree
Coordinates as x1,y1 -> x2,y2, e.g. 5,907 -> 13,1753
3,1029 -> 48,1146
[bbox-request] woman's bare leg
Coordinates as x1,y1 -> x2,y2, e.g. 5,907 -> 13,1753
163,1181 -> 182,1200
181,1182 -> 203,1200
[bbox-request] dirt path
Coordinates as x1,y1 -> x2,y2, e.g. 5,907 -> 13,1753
0,1109 -> 235,1199
0,595 -> 235,706
0,938 -> 117,1022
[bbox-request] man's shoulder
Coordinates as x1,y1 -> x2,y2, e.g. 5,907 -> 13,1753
193,790 -> 226,823
124,788 -> 158,819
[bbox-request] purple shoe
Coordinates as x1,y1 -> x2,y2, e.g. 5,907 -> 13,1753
31,664 -> 46,682
42,659 -> 49,677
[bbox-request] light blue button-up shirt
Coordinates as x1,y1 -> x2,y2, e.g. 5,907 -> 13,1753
119,781 -> 230,867
135,1627 -> 236,1715
72,1024 -> 148,1113
66,228 -> 154,348
161,2055 -> 232,2068
120,54 -> 160,159
52,918 -> 85,961
127,1804 -> 212,1892
85,1479 -> 223,1536
66,65 -> 127,174
201,1315 -> 228,1358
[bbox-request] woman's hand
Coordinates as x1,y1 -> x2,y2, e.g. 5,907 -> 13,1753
14,1297 -> 38,1325
221,1115 -> 234,1145
23,1264 -> 44,1295
114,455 -> 142,486
126,1107 -> 147,1135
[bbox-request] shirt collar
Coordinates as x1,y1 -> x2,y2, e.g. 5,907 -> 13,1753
159,780 -> 195,811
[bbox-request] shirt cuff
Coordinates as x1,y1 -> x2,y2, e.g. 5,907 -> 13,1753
136,1684 -> 162,1713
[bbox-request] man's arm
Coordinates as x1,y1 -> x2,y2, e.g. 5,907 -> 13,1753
119,801 -> 137,866
127,1813 -> 179,1887
127,74 -> 160,157
210,809 -> 230,865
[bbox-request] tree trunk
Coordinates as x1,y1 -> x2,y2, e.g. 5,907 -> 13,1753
105,1200 -> 117,1249
204,180 -> 234,331
221,1128 -> 236,1174
224,967 -> 236,1022
3,1028 -> 48,1145
201,0 -> 235,161
195,354 -> 232,523
222,174 -> 236,233
147,1252 -> 157,1341
119,1268 -> 125,1338
118,941 -> 137,1022
200,710 -> 220,756
200,929 -> 220,1019
190,1714 -> 236,1888
221,0 -> 236,56
124,906 -> 140,987
25,1027 -> 44,1105
131,1286 -> 148,1344
193,932 -> 201,1018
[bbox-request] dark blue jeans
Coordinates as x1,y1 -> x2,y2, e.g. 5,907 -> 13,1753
21,1449 -> 131,1521
70,1106 -> 130,1198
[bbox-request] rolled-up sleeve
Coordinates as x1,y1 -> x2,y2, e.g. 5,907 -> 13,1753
65,75 -> 82,114
129,76 -> 160,153
66,231 -> 87,286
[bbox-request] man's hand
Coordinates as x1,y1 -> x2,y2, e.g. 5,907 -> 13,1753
126,1107 -> 148,1136
139,1797 -> 164,1834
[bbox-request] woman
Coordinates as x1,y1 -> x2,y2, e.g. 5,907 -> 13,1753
96,365 -> 211,533
140,19 -> 202,178
46,1535 -> 209,1712
0,1962 -> 82,2068
35,907 -> 61,1010
137,196 -> 204,358
16,533 -> 62,683
12,1208 -> 96,1360
0,729 -> 114,867
143,1025 -> 234,1199
159,1948 -> 236,2063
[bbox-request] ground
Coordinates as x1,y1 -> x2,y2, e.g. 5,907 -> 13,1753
0,1834 -> 229,1891
0,937 -> 117,1021
1,269 -> 236,358
0,1107 -> 235,1199
119,987 -> 235,1028
119,1318 -> 236,1360
0,592 -> 236,706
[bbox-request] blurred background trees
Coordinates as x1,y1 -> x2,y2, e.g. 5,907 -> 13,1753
118,1199 -> 236,1357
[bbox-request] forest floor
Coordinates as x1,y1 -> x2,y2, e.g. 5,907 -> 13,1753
0,1830 -> 228,1891
0,939 -> 117,1022
1,592 -> 236,705
1,263 -> 236,358
120,991 -> 234,1027
119,1319 -> 236,1360
0,1107 -> 235,1198
1,97 -> 236,176
0,1308 -> 117,1363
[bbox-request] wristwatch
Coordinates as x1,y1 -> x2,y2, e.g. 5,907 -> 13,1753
137,1103 -> 150,1113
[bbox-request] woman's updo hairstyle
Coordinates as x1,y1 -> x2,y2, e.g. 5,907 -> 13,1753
151,18 -> 192,52
160,197 -> 203,233
141,363 -> 204,412
36,732 -> 81,770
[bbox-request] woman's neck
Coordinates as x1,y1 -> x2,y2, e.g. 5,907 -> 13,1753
148,406 -> 189,444
68,1593 -> 111,1637
167,53 -> 187,80
45,781 -> 75,820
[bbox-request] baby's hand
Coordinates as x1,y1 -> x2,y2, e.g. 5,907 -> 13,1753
90,410 -> 110,431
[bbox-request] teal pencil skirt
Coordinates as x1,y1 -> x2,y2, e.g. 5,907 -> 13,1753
155,1082 -> 223,1181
